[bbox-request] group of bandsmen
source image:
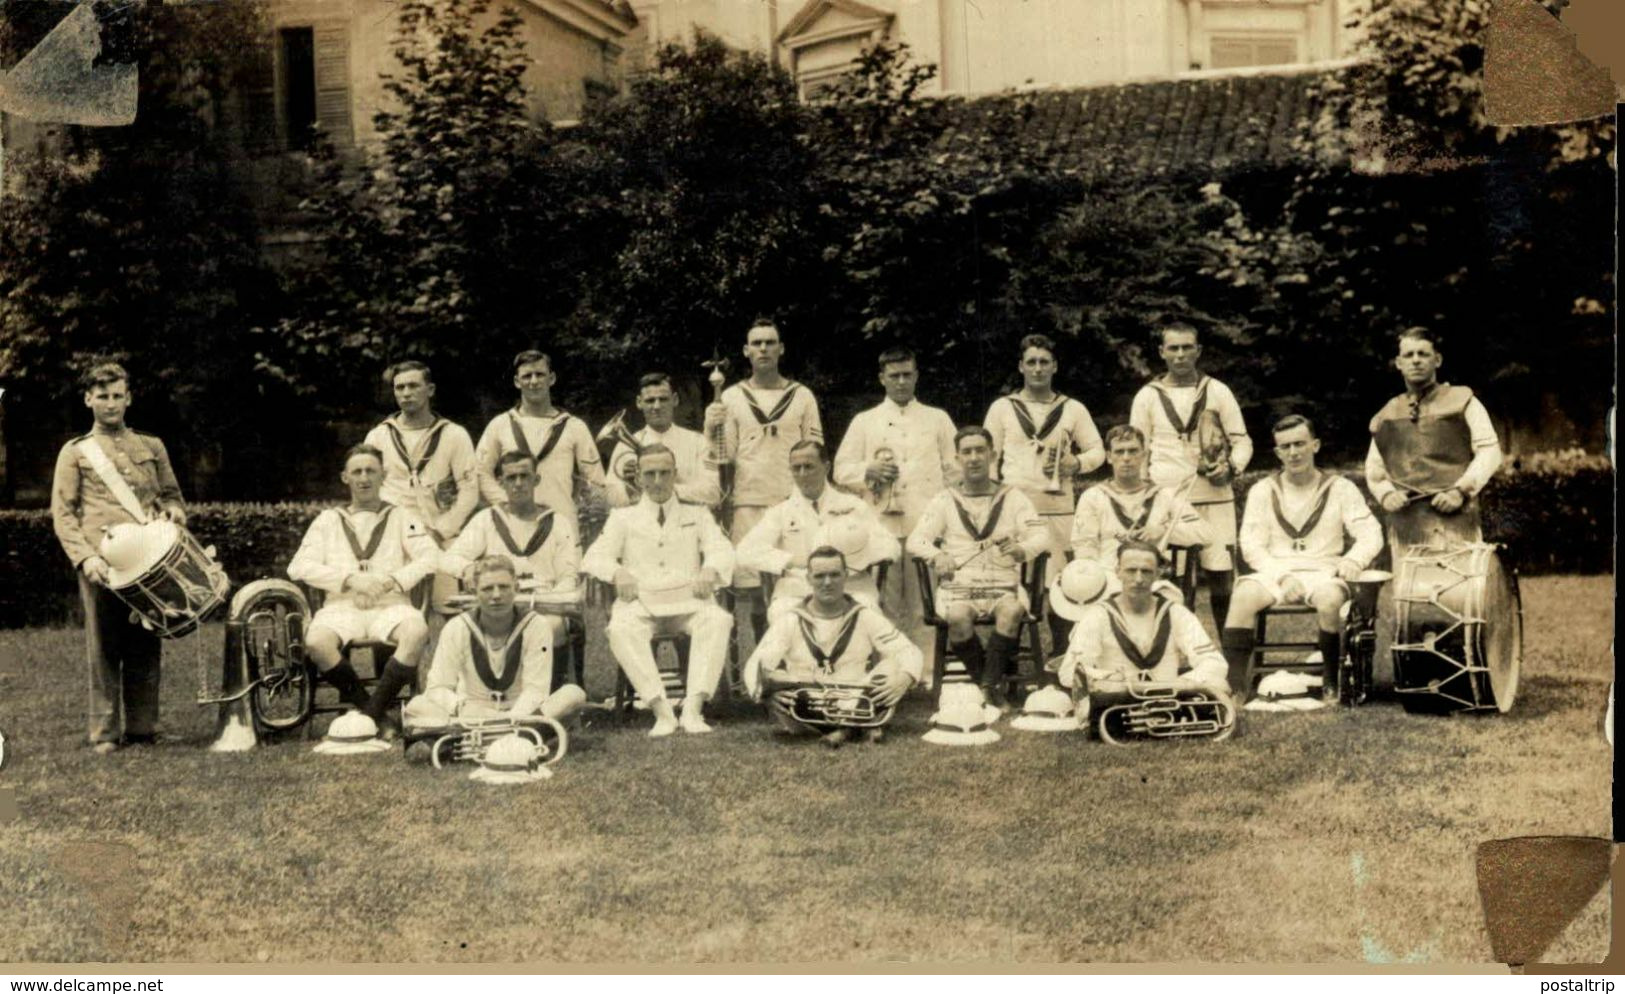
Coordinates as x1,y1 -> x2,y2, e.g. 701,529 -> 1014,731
51,319 -> 1502,752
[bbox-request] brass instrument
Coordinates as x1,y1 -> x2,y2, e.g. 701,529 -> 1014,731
410,713 -> 570,769
596,408 -> 643,500
207,578 -> 319,749
872,446 -> 902,515
1093,682 -> 1236,744
1041,438 -> 1067,495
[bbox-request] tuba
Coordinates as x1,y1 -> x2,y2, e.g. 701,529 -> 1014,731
207,578 -> 318,749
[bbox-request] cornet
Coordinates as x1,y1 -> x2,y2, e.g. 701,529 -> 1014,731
872,447 -> 902,515
1040,439 -> 1067,495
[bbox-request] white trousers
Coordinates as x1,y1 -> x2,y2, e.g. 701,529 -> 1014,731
606,600 -> 734,704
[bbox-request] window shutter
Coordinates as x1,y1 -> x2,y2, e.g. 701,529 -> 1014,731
1208,35 -> 1298,69
312,22 -> 352,147
238,36 -> 278,154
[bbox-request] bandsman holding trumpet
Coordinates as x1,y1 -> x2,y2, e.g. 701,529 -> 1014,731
474,350 -> 604,529
983,334 -> 1105,649
907,426 -> 1048,707
603,372 -> 722,510
51,362 -> 190,754
833,346 -> 958,662
703,319 -> 823,643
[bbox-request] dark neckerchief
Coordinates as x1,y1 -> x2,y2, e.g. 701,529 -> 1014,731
739,382 -> 801,427
1151,376 -> 1210,440
948,487 -> 1009,542
508,409 -> 571,464
384,416 -> 447,484
490,506 -> 555,558
795,597 -> 863,673
1105,484 -> 1159,531
337,504 -> 395,571
1007,394 -> 1069,442
1271,472 -> 1335,552
463,610 -> 535,694
1406,381 -> 1443,423
1103,593 -> 1174,671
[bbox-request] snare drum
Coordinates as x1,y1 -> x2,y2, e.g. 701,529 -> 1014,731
102,520 -> 230,638
1390,542 -> 1522,714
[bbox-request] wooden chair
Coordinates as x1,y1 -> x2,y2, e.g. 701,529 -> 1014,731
917,552 -> 1049,707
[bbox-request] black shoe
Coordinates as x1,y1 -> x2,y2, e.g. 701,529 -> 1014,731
123,732 -> 165,746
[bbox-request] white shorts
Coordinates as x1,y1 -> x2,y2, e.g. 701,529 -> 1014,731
309,601 -> 423,646
935,584 -> 1029,620
1237,570 -> 1349,609
1040,514 -> 1072,570
729,506 -> 768,589
1191,502 -> 1237,571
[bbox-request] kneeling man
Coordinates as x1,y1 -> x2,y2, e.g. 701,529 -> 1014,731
288,443 -> 439,733
1220,415 -> 1383,699
743,545 -> 922,747
907,426 -> 1047,705
1058,539 -> 1230,705
582,444 -> 735,736
405,555 -> 579,733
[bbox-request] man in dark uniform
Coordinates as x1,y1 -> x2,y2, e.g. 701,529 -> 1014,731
51,362 -> 189,754
1364,327 -> 1503,551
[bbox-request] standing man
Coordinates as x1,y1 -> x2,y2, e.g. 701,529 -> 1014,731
288,444 -> 440,736
1365,327 -> 1502,552
604,372 -> 722,510
363,360 -> 478,618
703,319 -> 823,643
51,362 -> 190,754
582,445 -> 736,736
984,334 -> 1105,651
1220,415 -> 1384,700
740,441 -> 898,623
474,349 -> 604,528
1130,322 -> 1253,632
907,427 -> 1048,707
834,346 -> 958,666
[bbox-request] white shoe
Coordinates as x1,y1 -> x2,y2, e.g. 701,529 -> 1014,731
649,714 -> 679,738
681,712 -> 713,734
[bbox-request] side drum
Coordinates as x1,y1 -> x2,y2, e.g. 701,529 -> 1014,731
1391,543 -> 1522,714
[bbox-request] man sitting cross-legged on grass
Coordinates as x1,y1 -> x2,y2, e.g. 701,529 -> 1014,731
906,426 -> 1048,708
1220,414 -> 1383,701
403,554 -> 582,759
743,545 -> 922,748
1057,539 -> 1230,706
288,443 -> 439,738
582,444 -> 736,737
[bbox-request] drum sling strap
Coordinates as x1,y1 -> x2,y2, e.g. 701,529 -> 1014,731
464,611 -> 535,694
76,437 -> 151,523
490,509 -> 555,559
1150,377 -> 1210,442
1270,474 -> 1335,553
740,383 -> 801,437
1104,595 -> 1174,672
508,412 -> 571,465
1105,488 -> 1158,532
384,418 -> 447,488
797,603 -> 863,674
1007,395 -> 1069,442
337,505 -> 394,572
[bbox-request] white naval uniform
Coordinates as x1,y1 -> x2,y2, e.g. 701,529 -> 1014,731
1129,375 -> 1252,570
415,609 -> 557,720
1238,472 -> 1383,605
287,503 -> 439,644
1071,481 -> 1214,599
442,505 -> 580,642
582,495 -> 736,704
833,397 -> 957,659
364,414 -> 480,614
984,393 -> 1106,567
717,380 -> 823,588
736,486 -> 899,623
1058,594 -> 1228,692
474,408 -> 604,525
605,423 -> 723,509
906,486 -> 1048,617
744,598 -> 924,732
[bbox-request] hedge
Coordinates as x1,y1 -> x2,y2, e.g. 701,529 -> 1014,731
1,454 -> 1610,629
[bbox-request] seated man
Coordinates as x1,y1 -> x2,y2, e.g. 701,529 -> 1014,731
441,450 -> 580,644
582,444 -> 735,736
1057,539 -> 1230,704
738,440 -> 898,624
288,443 -> 439,735
1070,424 -> 1212,600
403,555 -> 581,745
743,545 -> 921,748
906,426 -> 1047,706
1220,414 -> 1383,699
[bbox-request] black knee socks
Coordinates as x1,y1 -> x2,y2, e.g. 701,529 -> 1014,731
1219,627 -> 1254,699
364,658 -> 416,722
324,660 -> 371,711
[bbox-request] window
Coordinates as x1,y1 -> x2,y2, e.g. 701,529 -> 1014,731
280,28 -> 317,150
1208,34 -> 1300,69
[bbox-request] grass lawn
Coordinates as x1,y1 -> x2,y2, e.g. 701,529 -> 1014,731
0,575 -> 1612,965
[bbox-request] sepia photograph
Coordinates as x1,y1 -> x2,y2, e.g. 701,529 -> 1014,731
0,0 -> 1615,971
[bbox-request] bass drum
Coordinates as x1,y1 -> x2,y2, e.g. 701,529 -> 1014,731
1389,543 -> 1522,714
